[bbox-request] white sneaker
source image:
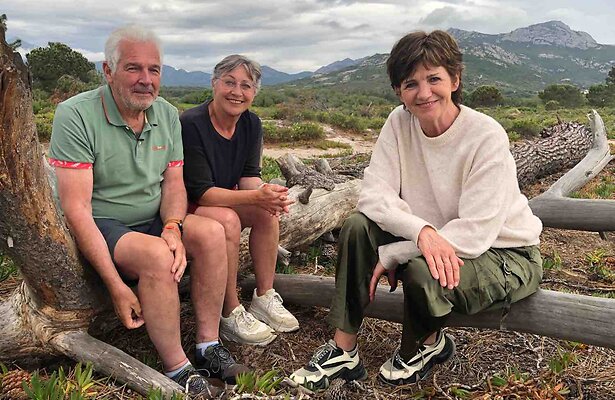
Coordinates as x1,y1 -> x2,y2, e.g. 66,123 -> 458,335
220,304 -> 277,346
248,288 -> 300,332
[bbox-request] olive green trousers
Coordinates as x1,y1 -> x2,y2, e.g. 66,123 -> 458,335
326,213 -> 542,357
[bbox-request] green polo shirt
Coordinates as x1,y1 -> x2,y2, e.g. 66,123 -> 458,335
49,85 -> 183,226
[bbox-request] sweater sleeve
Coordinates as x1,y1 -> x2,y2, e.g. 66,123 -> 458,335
358,114 -> 433,244
357,113 -> 433,270
438,136 -> 516,259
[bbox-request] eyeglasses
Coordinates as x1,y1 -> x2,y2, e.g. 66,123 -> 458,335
219,78 -> 256,92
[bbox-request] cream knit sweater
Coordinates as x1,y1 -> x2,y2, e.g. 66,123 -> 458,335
358,105 -> 542,270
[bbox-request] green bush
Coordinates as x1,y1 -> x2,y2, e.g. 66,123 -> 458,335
35,111 -> 54,142
538,84 -> 585,108
262,121 -> 325,143
180,89 -> 212,104
290,122 -> 325,141
511,118 -> 541,138
261,156 -> 282,182
468,85 -> 504,107
319,111 -> 367,133
544,100 -> 561,110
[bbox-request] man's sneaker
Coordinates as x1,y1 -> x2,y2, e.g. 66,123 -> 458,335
195,343 -> 250,385
171,364 -> 223,398
220,304 -> 277,346
378,330 -> 455,386
249,288 -> 300,332
290,340 -> 368,391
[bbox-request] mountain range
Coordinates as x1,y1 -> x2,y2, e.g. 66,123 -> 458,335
95,20 -> 614,95
291,21 -> 615,97
93,62 -> 311,87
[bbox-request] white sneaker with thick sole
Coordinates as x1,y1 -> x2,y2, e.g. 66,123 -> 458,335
290,340 -> 367,391
248,288 -> 300,332
220,304 -> 277,346
378,330 -> 456,386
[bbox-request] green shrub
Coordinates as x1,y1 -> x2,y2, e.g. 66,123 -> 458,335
538,84 -> 585,108
468,85 -> 504,107
179,89 -> 212,104
290,122 -> 325,141
511,118 -> 541,138
261,156 -> 282,182
544,100 -> 560,110
35,111 -> 54,142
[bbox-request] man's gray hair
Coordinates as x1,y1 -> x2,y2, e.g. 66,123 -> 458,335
105,25 -> 163,73
212,55 -> 262,91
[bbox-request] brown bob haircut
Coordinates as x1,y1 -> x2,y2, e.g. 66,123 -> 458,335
386,30 -> 464,105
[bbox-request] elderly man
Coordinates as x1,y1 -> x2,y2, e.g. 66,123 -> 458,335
49,25 -> 246,398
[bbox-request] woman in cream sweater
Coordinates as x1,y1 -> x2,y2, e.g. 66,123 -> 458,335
291,30 -> 543,389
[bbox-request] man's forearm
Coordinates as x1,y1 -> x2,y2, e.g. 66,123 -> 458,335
160,178 -> 188,224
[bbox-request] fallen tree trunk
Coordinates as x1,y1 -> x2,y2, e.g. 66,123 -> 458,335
241,274 -> 615,349
528,111 -> 615,230
513,121 -> 592,188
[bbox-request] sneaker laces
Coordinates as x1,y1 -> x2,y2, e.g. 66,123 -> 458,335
184,374 -> 213,397
267,291 -> 288,314
394,346 -> 425,372
210,344 -> 234,369
236,307 -> 259,328
309,341 -> 337,367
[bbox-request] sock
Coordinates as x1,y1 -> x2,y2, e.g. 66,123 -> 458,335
165,360 -> 191,378
196,340 -> 220,355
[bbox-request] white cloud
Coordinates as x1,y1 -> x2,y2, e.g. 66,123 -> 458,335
3,0 -> 614,73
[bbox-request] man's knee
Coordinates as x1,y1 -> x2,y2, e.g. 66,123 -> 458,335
138,241 -> 176,282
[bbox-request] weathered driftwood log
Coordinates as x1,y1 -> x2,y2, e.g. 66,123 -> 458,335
528,111 -> 615,231
0,29 -> 182,396
513,121 -> 592,188
241,274 -> 615,349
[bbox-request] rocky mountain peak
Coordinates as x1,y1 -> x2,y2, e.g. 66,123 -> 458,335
502,20 -> 598,49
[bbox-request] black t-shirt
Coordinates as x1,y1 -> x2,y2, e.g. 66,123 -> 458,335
180,100 -> 263,203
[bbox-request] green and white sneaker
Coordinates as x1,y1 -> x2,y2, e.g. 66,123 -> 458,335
290,340 -> 368,390
378,330 -> 455,386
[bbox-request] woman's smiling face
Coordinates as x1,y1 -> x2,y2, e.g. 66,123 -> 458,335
398,63 -> 460,136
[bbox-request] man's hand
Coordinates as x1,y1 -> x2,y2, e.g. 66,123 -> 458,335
417,226 -> 463,289
161,228 -> 187,283
257,183 -> 295,216
109,283 -> 145,329
369,261 -> 398,302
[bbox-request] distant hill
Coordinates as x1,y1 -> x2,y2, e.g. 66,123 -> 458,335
94,62 -> 311,87
287,21 -> 615,97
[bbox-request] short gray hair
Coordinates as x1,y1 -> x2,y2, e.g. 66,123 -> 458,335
105,25 -> 163,73
212,54 -> 262,91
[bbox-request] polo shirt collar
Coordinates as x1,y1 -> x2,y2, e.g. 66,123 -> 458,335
100,85 -> 159,128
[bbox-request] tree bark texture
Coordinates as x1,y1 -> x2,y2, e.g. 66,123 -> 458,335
513,121 -> 592,188
241,274 -> 615,349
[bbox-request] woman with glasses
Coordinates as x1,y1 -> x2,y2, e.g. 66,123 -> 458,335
181,55 -> 298,347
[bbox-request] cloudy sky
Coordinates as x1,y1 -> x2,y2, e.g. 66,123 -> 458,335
4,0 -> 615,73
